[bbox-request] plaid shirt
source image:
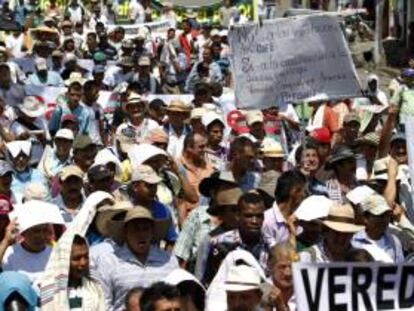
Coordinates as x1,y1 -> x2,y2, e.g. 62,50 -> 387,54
173,203 -> 216,266
94,245 -> 179,311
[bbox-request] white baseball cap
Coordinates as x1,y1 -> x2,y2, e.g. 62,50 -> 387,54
55,128 -> 74,141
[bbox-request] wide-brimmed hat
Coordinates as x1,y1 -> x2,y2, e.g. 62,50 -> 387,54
295,195 -> 333,221
245,110 -> 264,126
223,265 -> 262,292
20,96 -> 45,118
6,140 -> 32,158
321,203 -> 364,233
95,201 -> 133,241
372,157 -> 406,181
128,144 -> 167,167
325,145 -> 355,169
166,100 -> 192,113
207,187 -> 243,216
199,171 -> 238,198
101,205 -> 169,242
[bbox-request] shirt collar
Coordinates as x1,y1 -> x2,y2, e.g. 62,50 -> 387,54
272,202 -> 287,224
116,244 -> 166,266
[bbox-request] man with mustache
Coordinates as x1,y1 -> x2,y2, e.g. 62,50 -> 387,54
53,165 -> 85,224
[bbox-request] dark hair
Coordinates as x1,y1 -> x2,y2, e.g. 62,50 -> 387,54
238,192 -> 264,208
83,80 -> 98,91
196,62 -> 209,75
140,282 -> 180,311
294,141 -> 318,164
229,136 -> 255,161
149,99 -> 166,111
344,248 -> 374,262
183,132 -> 204,150
207,119 -> 225,132
68,82 -> 83,92
125,287 -> 144,309
274,170 -> 306,203
73,234 -> 87,246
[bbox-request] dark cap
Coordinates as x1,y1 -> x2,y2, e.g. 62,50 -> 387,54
194,82 -> 211,94
390,132 -> 406,144
88,164 -> 112,182
326,145 -> 355,169
73,135 -> 94,150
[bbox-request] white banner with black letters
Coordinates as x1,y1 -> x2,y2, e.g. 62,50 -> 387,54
228,15 -> 362,109
293,262 -> 414,311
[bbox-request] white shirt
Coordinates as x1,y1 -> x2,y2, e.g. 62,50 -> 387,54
128,0 -> 145,23
5,34 -> 25,58
2,243 -> 52,284
352,229 -> 404,263
166,124 -> 191,161
84,103 -> 104,145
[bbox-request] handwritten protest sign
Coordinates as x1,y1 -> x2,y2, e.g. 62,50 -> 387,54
228,15 -> 362,109
293,262 -> 414,311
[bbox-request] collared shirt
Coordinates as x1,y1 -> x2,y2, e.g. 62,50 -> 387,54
196,229 -> 269,282
52,194 -> 84,224
205,146 -> 227,171
165,124 -> 191,161
93,244 -> 179,311
37,145 -> 72,180
0,84 -> 25,107
173,204 -> 216,265
262,202 -> 290,248
177,154 -> 214,213
48,99 -> 90,135
352,229 -> 404,263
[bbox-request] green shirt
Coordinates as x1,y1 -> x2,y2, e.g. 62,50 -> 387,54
391,87 -> 414,123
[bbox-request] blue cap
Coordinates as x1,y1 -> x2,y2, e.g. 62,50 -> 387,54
93,65 -> 106,74
402,68 -> 414,78
0,160 -> 13,176
0,272 -> 38,310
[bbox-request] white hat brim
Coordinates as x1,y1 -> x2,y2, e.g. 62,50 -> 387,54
322,220 -> 364,233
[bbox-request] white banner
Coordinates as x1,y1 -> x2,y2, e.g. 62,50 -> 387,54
293,262 -> 414,311
404,117 -> 414,223
108,20 -> 173,40
228,15 -> 362,109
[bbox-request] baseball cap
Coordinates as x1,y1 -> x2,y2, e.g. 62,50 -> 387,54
210,29 -> 220,37
88,164 -> 112,182
73,135 -> 94,150
360,194 -> 391,216
131,165 -> 162,184
93,51 -> 106,62
201,111 -> 225,128
138,55 -> 151,66
246,110 -> 264,126
55,129 -> 74,141
60,165 -> 84,181
309,127 -> 331,144
390,132 -> 406,144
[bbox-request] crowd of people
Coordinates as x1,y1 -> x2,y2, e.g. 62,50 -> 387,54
0,0 -> 413,310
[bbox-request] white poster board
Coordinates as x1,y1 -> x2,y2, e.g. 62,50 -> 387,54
228,15 -> 362,109
293,262 -> 414,311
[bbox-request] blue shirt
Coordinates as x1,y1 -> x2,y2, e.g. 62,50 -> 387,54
48,99 -> 90,135
26,71 -> 64,87
11,168 -> 48,204
151,201 -> 178,243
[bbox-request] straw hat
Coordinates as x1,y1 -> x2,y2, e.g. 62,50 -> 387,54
321,203 -> 364,233
95,201 -> 133,240
260,139 -> 284,158
207,187 -> 243,216
199,171 -> 237,198
166,100 -> 191,113
98,205 -> 169,242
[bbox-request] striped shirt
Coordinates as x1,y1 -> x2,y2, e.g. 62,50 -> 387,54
93,244 -> 179,311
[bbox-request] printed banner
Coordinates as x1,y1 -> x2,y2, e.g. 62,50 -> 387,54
293,262 -> 414,311
228,15 -> 362,109
108,20 -> 174,39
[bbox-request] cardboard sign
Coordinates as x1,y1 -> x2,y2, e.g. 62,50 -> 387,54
228,15 -> 362,109
293,262 -> 414,311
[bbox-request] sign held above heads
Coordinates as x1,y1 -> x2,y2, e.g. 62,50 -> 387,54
293,262 -> 414,311
228,15 -> 362,109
